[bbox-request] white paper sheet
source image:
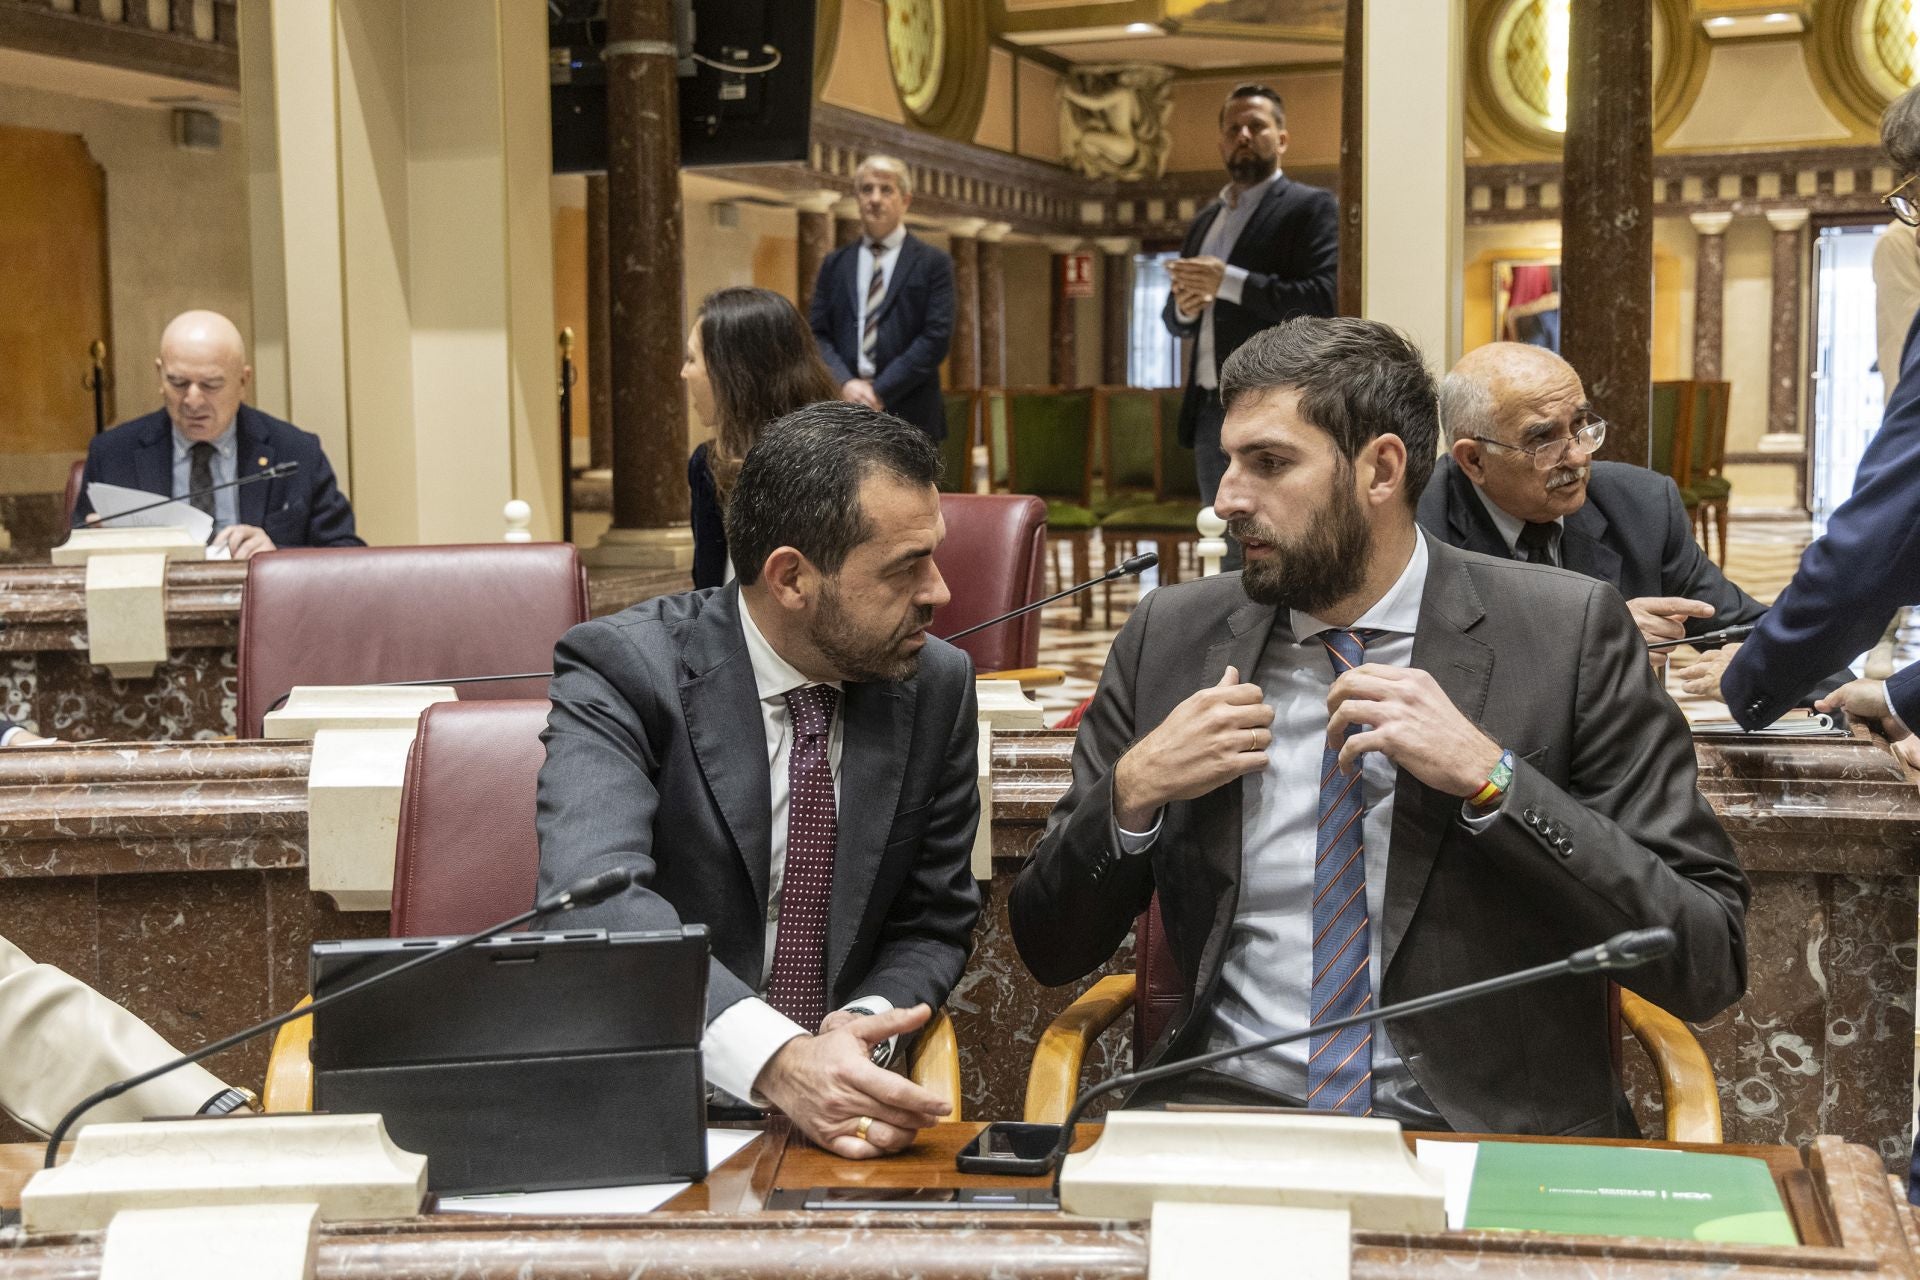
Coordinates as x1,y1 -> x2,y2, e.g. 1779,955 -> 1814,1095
435,1128 -> 763,1216
1414,1139 -> 1480,1230
85,481 -> 213,545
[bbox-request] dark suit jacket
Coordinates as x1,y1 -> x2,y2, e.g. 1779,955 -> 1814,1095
809,233 -> 954,440
1724,308 -> 1920,728
688,443 -> 727,591
72,405 -> 362,548
1162,175 -> 1339,447
1010,536 -> 1748,1137
534,584 -> 983,1027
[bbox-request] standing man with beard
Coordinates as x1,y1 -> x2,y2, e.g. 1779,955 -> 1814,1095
1012,318 -> 1746,1133
536,403 -> 981,1159
1164,84 -> 1339,564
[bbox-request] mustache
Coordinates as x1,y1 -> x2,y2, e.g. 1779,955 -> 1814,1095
1225,517 -> 1276,544
1545,465 -> 1589,491
899,604 -> 934,639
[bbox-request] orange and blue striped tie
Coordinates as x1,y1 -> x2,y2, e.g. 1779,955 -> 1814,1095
1310,627 -> 1382,1115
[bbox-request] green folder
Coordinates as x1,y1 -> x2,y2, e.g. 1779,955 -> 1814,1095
1463,1141 -> 1798,1245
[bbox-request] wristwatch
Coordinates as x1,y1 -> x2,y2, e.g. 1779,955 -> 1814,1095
198,1086 -> 259,1116
1468,749 -> 1515,814
843,1004 -> 894,1066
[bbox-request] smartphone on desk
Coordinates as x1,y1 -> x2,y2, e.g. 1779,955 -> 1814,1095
954,1121 -> 1065,1176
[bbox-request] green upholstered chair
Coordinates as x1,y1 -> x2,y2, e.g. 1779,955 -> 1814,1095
1648,381 -> 1701,528
980,388 -> 1012,491
1095,387 -> 1159,518
1099,386 -> 1205,615
1687,381 -> 1732,565
940,391 -> 977,494
1002,387 -> 1097,626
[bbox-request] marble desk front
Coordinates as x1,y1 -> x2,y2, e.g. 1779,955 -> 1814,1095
1,730 -> 1915,1168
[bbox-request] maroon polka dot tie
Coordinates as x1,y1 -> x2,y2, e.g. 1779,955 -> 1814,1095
766,683 -> 839,1032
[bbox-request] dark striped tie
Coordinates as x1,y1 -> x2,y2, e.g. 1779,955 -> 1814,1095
765,683 -> 839,1032
861,242 -> 887,367
1310,627 -> 1382,1116
188,442 -> 216,519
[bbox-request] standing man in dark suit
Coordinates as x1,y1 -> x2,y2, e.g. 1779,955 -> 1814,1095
808,156 -> 954,442
1165,83 -> 1339,557
71,310 -> 361,557
1012,318 -> 1746,1133
536,402 -> 980,1159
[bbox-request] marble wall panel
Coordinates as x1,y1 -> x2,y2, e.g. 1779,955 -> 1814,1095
2,647 -> 236,740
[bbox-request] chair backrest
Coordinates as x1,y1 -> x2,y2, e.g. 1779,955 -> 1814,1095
1688,380 -> 1731,480
63,458 -> 85,527
931,493 -> 1048,673
1099,387 -> 1159,502
391,698 -> 550,937
1005,388 -> 1094,506
1648,381 -> 1696,488
1155,388 -> 1201,502
939,391 -> 976,493
237,543 -> 590,738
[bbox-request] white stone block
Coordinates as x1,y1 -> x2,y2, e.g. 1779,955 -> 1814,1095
51,526 -> 208,566
83,553 -> 171,679
102,1203 -> 319,1280
307,725 -> 433,912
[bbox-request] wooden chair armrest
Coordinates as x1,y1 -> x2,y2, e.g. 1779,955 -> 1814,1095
1024,974 -> 1138,1123
977,667 -> 1067,689
1620,988 -> 1722,1143
907,1008 -> 963,1122
262,995 -> 314,1113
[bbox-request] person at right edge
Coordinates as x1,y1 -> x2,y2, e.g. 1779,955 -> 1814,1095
1011,316 -> 1747,1135
1709,84 -> 1920,1203
1163,83 -> 1338,568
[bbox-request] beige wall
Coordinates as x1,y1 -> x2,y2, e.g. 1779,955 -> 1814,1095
1016,60 -> 1063,164
819,0 -> 903,124
975,47 -> 1015,152
1167,70 -> 1341,175
0,82 -> 251,491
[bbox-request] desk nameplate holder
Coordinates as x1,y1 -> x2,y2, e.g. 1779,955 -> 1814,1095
50,527 -> 208,679
972,679 -> 1047,880
265,685 -> 458,912
22,1113 -> 427,1280
1060,1111 -> 1446,1280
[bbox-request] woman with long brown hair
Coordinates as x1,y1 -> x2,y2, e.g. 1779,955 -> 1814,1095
683,287 -> 841,588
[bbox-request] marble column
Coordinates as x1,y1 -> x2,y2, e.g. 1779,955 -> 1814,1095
1338,0 -> 1364,317
1766,208 -> 1809,438
978,222 -> 1011,387
794,190 -> 838,318
1097,237 -> 1134,386
1689,211 -> 1731,382
594,0 -> 691,566
586,173 -> 612,472
1045,236 -> 1082,387
1560,0 -> 1654,467
834,197 -> 862,250
946,219 -> 984,389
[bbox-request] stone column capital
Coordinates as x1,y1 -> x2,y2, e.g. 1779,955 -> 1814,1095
1688,211 -> 1733,236
945,217 -> 988,237
1765,207 -> 1810,233
832,196 -> 861,220
1043,235 -> 1085,255
978,222 -> 1013,243
1094,237 -> 1137,255
792,189 -> 842,214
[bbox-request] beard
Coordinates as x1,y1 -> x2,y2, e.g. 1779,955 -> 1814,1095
1229,480 -> 1373,615
1227,149 -> 1277,186
810,582 -> 935,684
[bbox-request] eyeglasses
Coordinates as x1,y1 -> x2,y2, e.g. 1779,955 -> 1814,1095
1886,172 -> 1920,227
1469,417 -> 1607,471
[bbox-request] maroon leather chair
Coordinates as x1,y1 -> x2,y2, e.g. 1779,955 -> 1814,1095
236,543 -> 589,738
931,493 -> 1047,674
391,698 -> 551,936
63,459 -> 85,528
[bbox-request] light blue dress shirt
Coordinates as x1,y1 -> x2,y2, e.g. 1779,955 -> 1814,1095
171,421 -> 238,533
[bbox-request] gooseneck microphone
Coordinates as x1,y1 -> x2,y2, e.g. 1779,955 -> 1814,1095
941,551 -> 1159,644
1045,926 -> 1679,1190
90,461 -> 301,526
1645,623 -> 1756,653
41,866 -> 638,1168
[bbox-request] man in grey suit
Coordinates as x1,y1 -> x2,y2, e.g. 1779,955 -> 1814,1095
537,403 -> 980,1159
1012,318 -> 1747,1135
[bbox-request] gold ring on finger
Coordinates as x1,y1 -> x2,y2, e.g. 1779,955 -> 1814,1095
855,1115 -> 874,1142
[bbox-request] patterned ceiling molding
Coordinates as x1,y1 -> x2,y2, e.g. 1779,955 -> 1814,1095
0,0 -> 238,88
1465,145 -> 1893,224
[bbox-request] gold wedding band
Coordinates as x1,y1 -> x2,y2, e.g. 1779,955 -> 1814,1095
855,1115 -> 874,1141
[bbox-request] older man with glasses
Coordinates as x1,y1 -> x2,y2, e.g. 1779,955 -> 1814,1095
1418,342 -> 1791,682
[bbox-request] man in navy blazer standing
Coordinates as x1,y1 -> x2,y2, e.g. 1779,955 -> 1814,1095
808,155 -> 954,441
71,310 -> 361,558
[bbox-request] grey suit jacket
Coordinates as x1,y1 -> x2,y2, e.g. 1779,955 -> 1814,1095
1010,535 -> 1748,1137
535,585 -> 982,1026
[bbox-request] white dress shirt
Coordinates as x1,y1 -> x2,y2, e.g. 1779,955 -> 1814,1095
854,224 -> 908,380
699,599 -> 893,1102
1174,169 -> 1284,389
1472,485 -> 1563,565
